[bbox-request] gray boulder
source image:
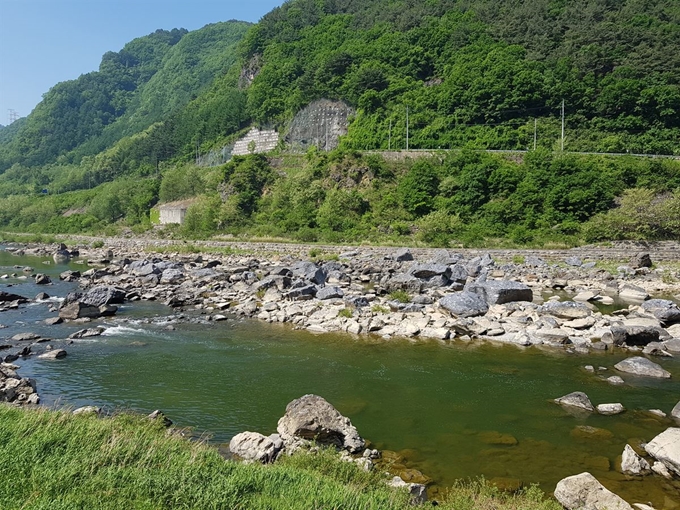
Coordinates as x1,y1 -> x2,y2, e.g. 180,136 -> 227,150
160,268 -> 184,284
0,291 -> 28,303
554,472 -> 632,510
607,325 -> 660,346
59,301 -> 101,320
409,263 -> 451,280
229,431 -> 284,464
277,394 -> 365,453
439,292 -> 489,318
34,273 -> 51,285
82,286 -> 125,307
317,286 -> 344,300
554,392 -> 595,412
393,248 -> 413,262
449,264 -> 469,284
641,299 -> 680,324
541,301 -> 592,319
467,280 -> 532,305
386,274 -> 422,294
630,252 -> 652,269
564,256 -> 583,267
291,262 -> 326,285
619,283 -> 649,302
614,356 -> 671,378
127,260 -> 160,276
59,270 -> 80,281
283,285 -> 317,300
37,349 -> 67,360
620,444 -> 650,475
644,427 -> 680,476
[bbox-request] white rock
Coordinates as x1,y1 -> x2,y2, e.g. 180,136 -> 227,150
620,444 -> 650,475
644,427 -> 680,476
554,472 -> 632,510
597,403 -> 625,415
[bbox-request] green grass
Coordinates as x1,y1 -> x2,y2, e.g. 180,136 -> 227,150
389,290 -> 411,304
0,406 -> 561,510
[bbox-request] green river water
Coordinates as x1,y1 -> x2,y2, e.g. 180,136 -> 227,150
1,247 -> 679,507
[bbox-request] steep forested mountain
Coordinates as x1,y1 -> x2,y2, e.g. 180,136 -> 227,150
0,21 -> 249,172
0,0 -> 678,245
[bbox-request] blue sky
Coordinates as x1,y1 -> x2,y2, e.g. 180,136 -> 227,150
0,0 -> 285,125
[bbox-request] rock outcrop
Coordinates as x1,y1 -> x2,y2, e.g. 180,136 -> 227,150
644,427 -> 680,476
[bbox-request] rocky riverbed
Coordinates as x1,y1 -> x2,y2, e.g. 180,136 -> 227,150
2,238 -> 680,508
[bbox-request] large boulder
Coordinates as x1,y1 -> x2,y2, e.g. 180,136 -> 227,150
641,299 -> 680,324
630,252 -> 652,269
644,427 -> 680,476
607,325 -> 660,346
277,394 -> 365,453
619,283 -> 649,302
554,472 -> 632,510
58,301 -> 101,320
439,292 -> 489,318
386,274 -> 422,294
467,280 -> 532,305
81,286 -> 125,307
614,357 -> 671,379
554,392 -> 595,413
409,263 -> 451,280
291,262 -> 326,285
541,301 -> 592,319
127,260 -> 160,276
317,286 -> 344,300
229,432 -> 283,464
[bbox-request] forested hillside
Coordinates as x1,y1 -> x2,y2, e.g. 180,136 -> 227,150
0,21 -> 249,172
0,0 -> 678,246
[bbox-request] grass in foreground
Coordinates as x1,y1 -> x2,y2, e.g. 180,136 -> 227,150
0,406 -> 561,510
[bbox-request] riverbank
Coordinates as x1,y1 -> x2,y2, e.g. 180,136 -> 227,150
0,404 -> 561,510
5,236 -> 680,355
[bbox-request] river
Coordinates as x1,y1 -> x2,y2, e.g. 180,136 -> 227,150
1,246 -> 679,506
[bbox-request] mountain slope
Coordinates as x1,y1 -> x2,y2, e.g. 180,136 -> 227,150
0,21 -> 250,173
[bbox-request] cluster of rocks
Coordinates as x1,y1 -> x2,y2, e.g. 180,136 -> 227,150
0,362 -> 39,405
229,394 -> 427,504
555,427 -> 680,510
552,385 -> 680,509
28,245 -> 678,360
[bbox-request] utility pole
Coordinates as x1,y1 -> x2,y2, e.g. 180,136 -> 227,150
388,119 -> 392,151
533,118 -> 537,151
406,106 -> 409,151
8,109 -> 19,124
561,99 -> 565,152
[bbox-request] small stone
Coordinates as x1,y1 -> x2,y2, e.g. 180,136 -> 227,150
597,403 -> 625,415
554,391 -> 595,412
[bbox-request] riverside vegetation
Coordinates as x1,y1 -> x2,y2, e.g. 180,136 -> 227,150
0,405 -> 561,510
0,0 -> 678,246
